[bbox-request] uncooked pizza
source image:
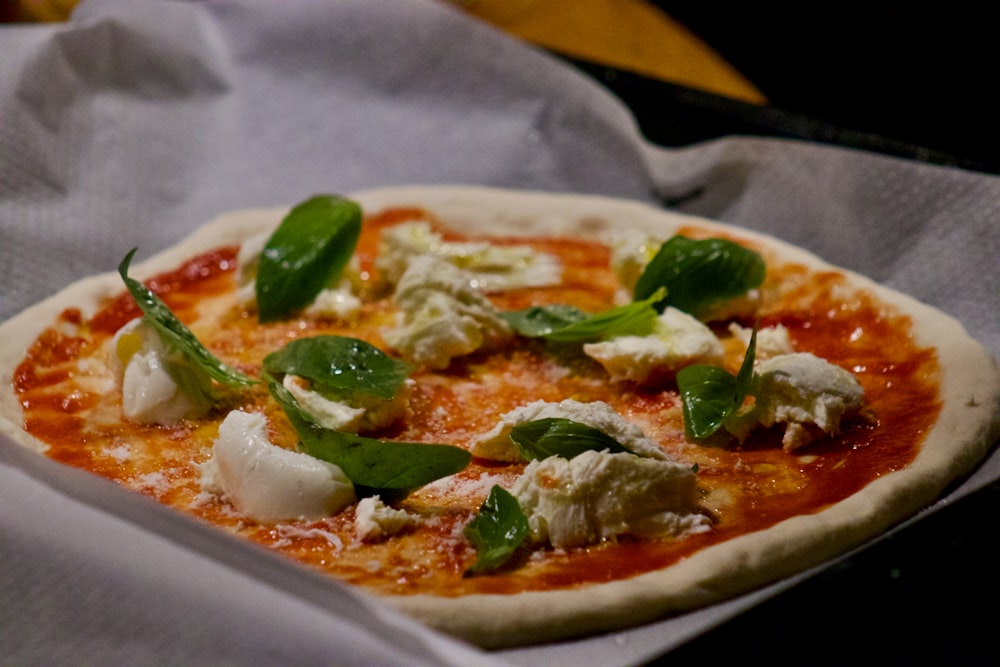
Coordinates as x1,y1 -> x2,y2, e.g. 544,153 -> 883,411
1,186 -> 997,648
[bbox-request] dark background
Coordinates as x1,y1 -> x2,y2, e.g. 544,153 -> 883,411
636,3 -> 999,173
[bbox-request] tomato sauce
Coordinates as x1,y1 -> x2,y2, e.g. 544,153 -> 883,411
11,208 -> 940,597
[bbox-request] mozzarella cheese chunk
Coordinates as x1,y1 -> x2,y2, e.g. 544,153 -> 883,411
728,322 -> 796,360
583,307 -> 724,384
608,229 -> 661,295
109,318 -> 211,425
471,398 -> 668,462
282,374 -> 412,434
511,450 -> 710,549
382,255 -> 512,369
199,410 -> 356,522
725,352 -> 865,451
236,230 -> 361,320
354,495 -> 419,542
376,220 -> 561,291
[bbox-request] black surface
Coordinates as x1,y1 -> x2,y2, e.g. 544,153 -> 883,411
650,480 -> 1000,665
566,55 -> 996,174
652,3 -> 1000,175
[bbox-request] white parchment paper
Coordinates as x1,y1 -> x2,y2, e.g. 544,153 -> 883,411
1,1 -> 998,665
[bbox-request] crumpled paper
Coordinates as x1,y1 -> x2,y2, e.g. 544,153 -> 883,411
1,1 -> 997,665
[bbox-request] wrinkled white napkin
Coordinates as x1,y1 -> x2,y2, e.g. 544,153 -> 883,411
1,1 -> 997,665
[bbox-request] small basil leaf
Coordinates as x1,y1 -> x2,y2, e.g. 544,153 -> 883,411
263,336 -> 412,400
509,418 -> 631,460
677,324 -> 758,439
501,288 -> 664,343
499,304 -> 589,338
118,249 -> 256,388
256,195 -> 362,323
633,236 -> 765,317
269,379 -> 470,490
464,485 -> 529,575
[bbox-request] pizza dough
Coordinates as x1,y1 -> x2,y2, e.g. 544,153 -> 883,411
1,185 -> 998,648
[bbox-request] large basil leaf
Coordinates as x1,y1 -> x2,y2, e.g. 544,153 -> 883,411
268,380 -> 470,490
118,249 -> 256,388
633,236 -> 765,317
464,485 -> 529,574
256,195 -> 362,323
263,336 -> 412,400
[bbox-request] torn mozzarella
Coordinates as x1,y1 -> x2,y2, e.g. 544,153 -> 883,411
382,255 -> 512,369
583,307 -> 724,384
199,410 -> 356,522
511,450 -> 710,549
354,495 -> 419,541
282,374 -> 412,433
728,322 -> 795,360
376,220 -> 561,291
724,352 -> 865,451
110,318 -> 211,425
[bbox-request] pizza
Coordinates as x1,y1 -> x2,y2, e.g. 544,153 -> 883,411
1,185 -> 998,649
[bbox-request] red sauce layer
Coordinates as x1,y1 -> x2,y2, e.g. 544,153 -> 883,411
12,208 -> 940,596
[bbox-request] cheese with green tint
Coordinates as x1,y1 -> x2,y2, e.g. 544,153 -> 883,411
110,318 -> 212,425
583,307 -> 724,384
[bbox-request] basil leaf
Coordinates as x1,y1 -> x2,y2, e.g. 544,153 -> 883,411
633,236 -> 765,317
464,485 -> 529,574
263,336 -> 412,400
677,324 -> 758,438
499,304 -> 589,338
118,249 -> 256,387
509,418 -> 631,460
256,195 -> 362,323
269,379 -> 470,490
501,288 -> 664,343
301,430 -> 471,491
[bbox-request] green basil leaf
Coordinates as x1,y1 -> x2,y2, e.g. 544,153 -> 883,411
501,288 -> 664,343
256,195 -> 362,323
499,304 -> 589,338
633,236 -> 765,317
464,485 -> 529,574
677,324 -> 758,438
509,418 -> 631,460
269,379 -> 470,490
263,336 -> 412,400
118,249 -> 256,387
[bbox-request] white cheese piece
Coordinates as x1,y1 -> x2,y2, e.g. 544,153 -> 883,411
724,352 -> 865,451
728,322 -> 796,360
376,221 -> 561,291
282,374 -> 412,434
354,495 -> 419,542
470,398 -> 668,462
199,410 -> 356,522
109,318 -> 211,425
609,229 -> 661,294
511,450 -> 711,549
305,281 -> 362,320
696,289 -> 762,323
583,307 -> 724,384
382,255 -> 512,369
